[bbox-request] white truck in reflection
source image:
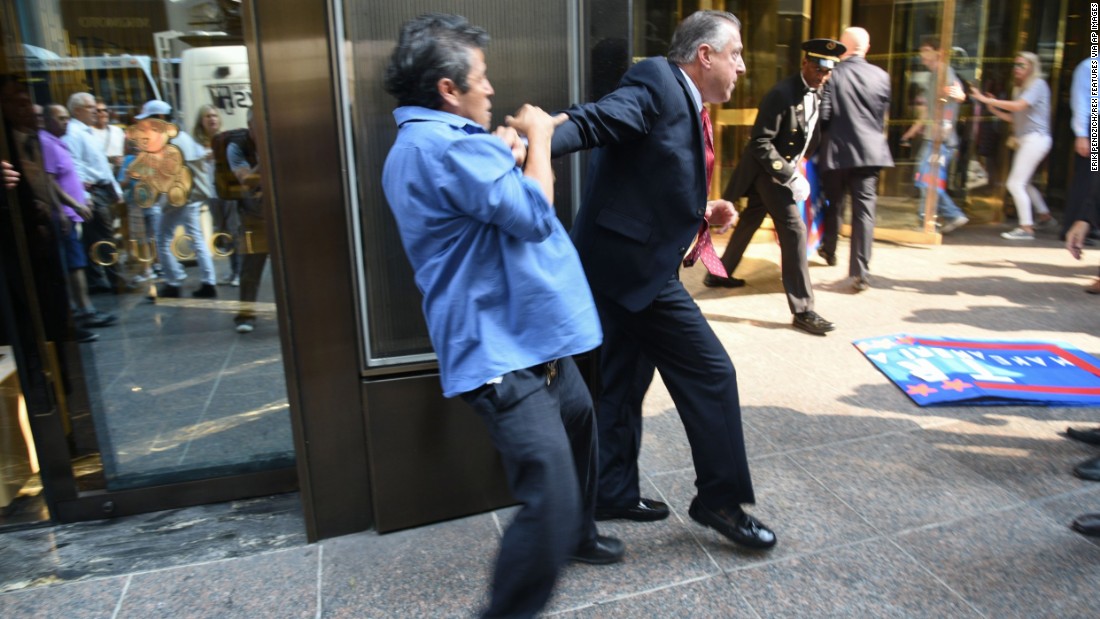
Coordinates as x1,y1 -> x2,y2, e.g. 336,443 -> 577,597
25,54 -> 162,120
176,45 -> 251,131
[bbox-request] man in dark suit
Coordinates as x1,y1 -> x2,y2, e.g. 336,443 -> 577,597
817,27 -> 893,292
705,39 -> 845,337
551,10 -> 776,550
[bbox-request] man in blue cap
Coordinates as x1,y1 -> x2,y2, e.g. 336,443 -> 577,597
707,38 -> 845,336
131,99 -> 218,299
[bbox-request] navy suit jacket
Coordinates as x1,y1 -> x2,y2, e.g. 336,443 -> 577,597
818,56 -> 894,171
552,58 -> 709,312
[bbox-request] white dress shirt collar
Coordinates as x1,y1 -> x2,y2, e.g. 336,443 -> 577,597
678,66 -> 704,114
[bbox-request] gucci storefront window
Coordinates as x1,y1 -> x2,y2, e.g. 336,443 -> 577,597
0,0 -> 293,525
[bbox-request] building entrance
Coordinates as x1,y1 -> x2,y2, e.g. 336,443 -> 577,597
0,0 -> 296,529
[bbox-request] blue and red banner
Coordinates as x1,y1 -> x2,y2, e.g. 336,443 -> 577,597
775,158 -> 823,252
914,144 -> 950,191
801,158 -> 823,252
855,334 -> 1100,407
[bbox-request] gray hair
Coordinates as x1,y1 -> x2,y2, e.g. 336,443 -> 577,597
667,10 -> 741,64
66,92 -> 94,114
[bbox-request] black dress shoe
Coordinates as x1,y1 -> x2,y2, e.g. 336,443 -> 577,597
595,498 -> 670,522
192,283 -> 217,298
569,535 -> 625,565
1066,426 -> 1100,446
688,497 -> 776,550
792,311 -> 835,335
1071,513 -> 1100,537
703,273 -> 746,288
159,284 -> 181,298
817,247 -> 837,266
1073,455 -> 1100,482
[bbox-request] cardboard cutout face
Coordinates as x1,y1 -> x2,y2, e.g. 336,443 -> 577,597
125,118 -> 193,207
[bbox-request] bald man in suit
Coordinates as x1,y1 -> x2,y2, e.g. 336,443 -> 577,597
817,27 -> 894,291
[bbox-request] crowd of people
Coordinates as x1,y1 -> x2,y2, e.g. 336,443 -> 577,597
378,11 -> 1097,618
0,77 -> 269,343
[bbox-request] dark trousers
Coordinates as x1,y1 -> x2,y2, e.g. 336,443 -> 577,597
594,278 -> 754,513
236,203 -> 269,323
1062,153 -> 1100,241
211,198 -> 242,278
83,182 -> 120,289
719,181 -> 813,314
235,252 -> 269,323
821,167 -> 880,279
460,357 -> 597,619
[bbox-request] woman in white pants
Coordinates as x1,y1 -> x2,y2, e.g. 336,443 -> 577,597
970,51 -> 1054,240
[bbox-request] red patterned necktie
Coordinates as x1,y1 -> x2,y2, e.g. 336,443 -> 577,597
683,107 -> 728,278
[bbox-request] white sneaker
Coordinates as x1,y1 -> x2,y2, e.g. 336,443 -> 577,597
940,215 -> 969,233
1001,227 -> 1035,240
236,322 -> 254,334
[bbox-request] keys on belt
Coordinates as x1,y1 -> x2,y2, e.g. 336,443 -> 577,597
544,360 -> 558,386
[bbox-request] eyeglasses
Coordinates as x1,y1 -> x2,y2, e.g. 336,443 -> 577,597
1013,62 -> 1028,68
96,108 -> 109,113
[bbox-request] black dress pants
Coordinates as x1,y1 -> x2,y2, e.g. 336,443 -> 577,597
461,357 -> 598,618
593,277 -> 755,514
821,167 -> 880,279
1063,153 -> 1100,238
719,181 -> 814,314
83,182 -> 121,289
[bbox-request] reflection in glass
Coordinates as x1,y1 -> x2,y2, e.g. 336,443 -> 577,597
1,0 -> 293,501
854,0 -> 1068,233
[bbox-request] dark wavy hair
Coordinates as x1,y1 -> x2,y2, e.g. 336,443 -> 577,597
383,13 -> 490,109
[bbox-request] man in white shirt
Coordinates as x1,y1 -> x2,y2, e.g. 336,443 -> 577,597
90,97 -> 125,170
64,91 -> 122,292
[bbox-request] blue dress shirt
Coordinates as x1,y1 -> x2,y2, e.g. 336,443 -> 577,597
1071,57 -> 1099,139
382,106 -> 601,397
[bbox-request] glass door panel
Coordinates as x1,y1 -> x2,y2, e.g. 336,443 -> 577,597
1,0 -> 294,525
853,0 -> 1069,236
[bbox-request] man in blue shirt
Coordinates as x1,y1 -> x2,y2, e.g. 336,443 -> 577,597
226,110 -> 265,334
1064,56 -> 1100,539
381,13 -> 622,618
1061,56 -> 1100,267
